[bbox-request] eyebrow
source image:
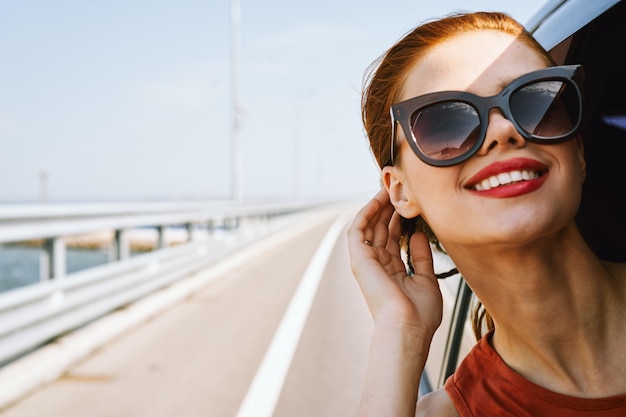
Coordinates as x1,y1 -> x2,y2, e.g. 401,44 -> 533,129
469,75 -> 517,97
496,79 -> 511,90
464,82 -> 506,98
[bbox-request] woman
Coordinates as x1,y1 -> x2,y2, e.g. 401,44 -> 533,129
347,12 -> 626,417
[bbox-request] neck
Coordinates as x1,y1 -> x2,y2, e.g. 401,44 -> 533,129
445,223 -> 626,397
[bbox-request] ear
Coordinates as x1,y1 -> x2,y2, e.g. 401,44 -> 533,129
382,165 -> 421,218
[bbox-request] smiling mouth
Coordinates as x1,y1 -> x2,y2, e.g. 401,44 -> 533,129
470,169 -> 546,191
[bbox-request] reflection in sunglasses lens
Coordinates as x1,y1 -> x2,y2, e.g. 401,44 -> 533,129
411,102 -> 480,160
511,80 -> 579,138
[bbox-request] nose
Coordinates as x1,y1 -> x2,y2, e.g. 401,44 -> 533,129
476,109 -> 526,156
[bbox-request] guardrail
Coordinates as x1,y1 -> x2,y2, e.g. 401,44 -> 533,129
0,200 -> 323,365
0,201 -> 318,280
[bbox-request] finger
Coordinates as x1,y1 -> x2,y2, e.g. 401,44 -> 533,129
371,199 -> 395,248
347,190 -> 387,253
348,189 -> 388,244
408,232 -> 436,281
385,211 -> 403,255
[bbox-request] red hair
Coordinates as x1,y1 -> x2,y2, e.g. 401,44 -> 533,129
362,11 -> 553,169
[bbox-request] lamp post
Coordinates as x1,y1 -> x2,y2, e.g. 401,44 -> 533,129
39,167 -> 48,203
230,0 -> 242,201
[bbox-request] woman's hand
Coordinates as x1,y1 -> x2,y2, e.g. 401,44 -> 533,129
348,188 -> 443,338
348,189 -> 444,416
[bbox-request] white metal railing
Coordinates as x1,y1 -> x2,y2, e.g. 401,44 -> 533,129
0,200 -> 318,280
0,200 -> 325,365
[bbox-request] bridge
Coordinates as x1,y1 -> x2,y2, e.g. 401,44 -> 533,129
0,200 -> 374,416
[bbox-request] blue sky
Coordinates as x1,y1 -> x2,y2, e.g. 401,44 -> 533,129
0,0 -> 549,203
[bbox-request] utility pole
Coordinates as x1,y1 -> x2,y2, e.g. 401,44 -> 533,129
230,0 -> 242,201
39,167 -> 48,203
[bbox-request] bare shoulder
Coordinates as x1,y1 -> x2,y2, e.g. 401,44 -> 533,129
415,388 -> 459,417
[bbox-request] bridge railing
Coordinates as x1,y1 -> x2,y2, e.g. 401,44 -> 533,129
0,200 -> 323,365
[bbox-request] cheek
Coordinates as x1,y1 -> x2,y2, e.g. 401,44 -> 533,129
557,143 -> 585,212
559,140 -> 586,189
403,165 -> 463,223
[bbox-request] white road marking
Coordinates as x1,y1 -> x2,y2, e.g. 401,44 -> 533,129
235,211 -> 353,417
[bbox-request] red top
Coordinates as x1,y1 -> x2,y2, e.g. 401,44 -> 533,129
445,332 -> 626,417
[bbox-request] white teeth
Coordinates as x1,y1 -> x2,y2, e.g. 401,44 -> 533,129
497,172 -> 512,185
510,171 -> 523,182
472,169 -> 541,191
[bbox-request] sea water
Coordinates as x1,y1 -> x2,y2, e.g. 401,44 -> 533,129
0,245 -> 112,293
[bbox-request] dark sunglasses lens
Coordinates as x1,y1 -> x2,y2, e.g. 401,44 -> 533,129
510,80 -> 580,139
410,101 -> 480,161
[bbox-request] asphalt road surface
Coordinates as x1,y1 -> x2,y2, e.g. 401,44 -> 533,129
0,206 -> 374,417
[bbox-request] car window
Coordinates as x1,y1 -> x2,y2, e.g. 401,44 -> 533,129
421,275 -> 474,393
551,1 -> 626,262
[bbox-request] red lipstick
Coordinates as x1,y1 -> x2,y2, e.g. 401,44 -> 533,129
466,157 -> 549,198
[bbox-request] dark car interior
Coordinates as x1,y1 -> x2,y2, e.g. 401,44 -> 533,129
560,1 -> 626,262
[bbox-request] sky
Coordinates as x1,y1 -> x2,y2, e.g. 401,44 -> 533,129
0,0 -> 549,203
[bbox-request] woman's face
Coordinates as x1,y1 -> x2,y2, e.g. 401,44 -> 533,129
383,30 -> 586,250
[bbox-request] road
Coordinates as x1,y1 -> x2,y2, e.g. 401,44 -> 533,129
0,206 -> 374,417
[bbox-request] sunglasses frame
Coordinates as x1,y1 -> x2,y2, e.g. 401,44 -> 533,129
390,64 -> 584,167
